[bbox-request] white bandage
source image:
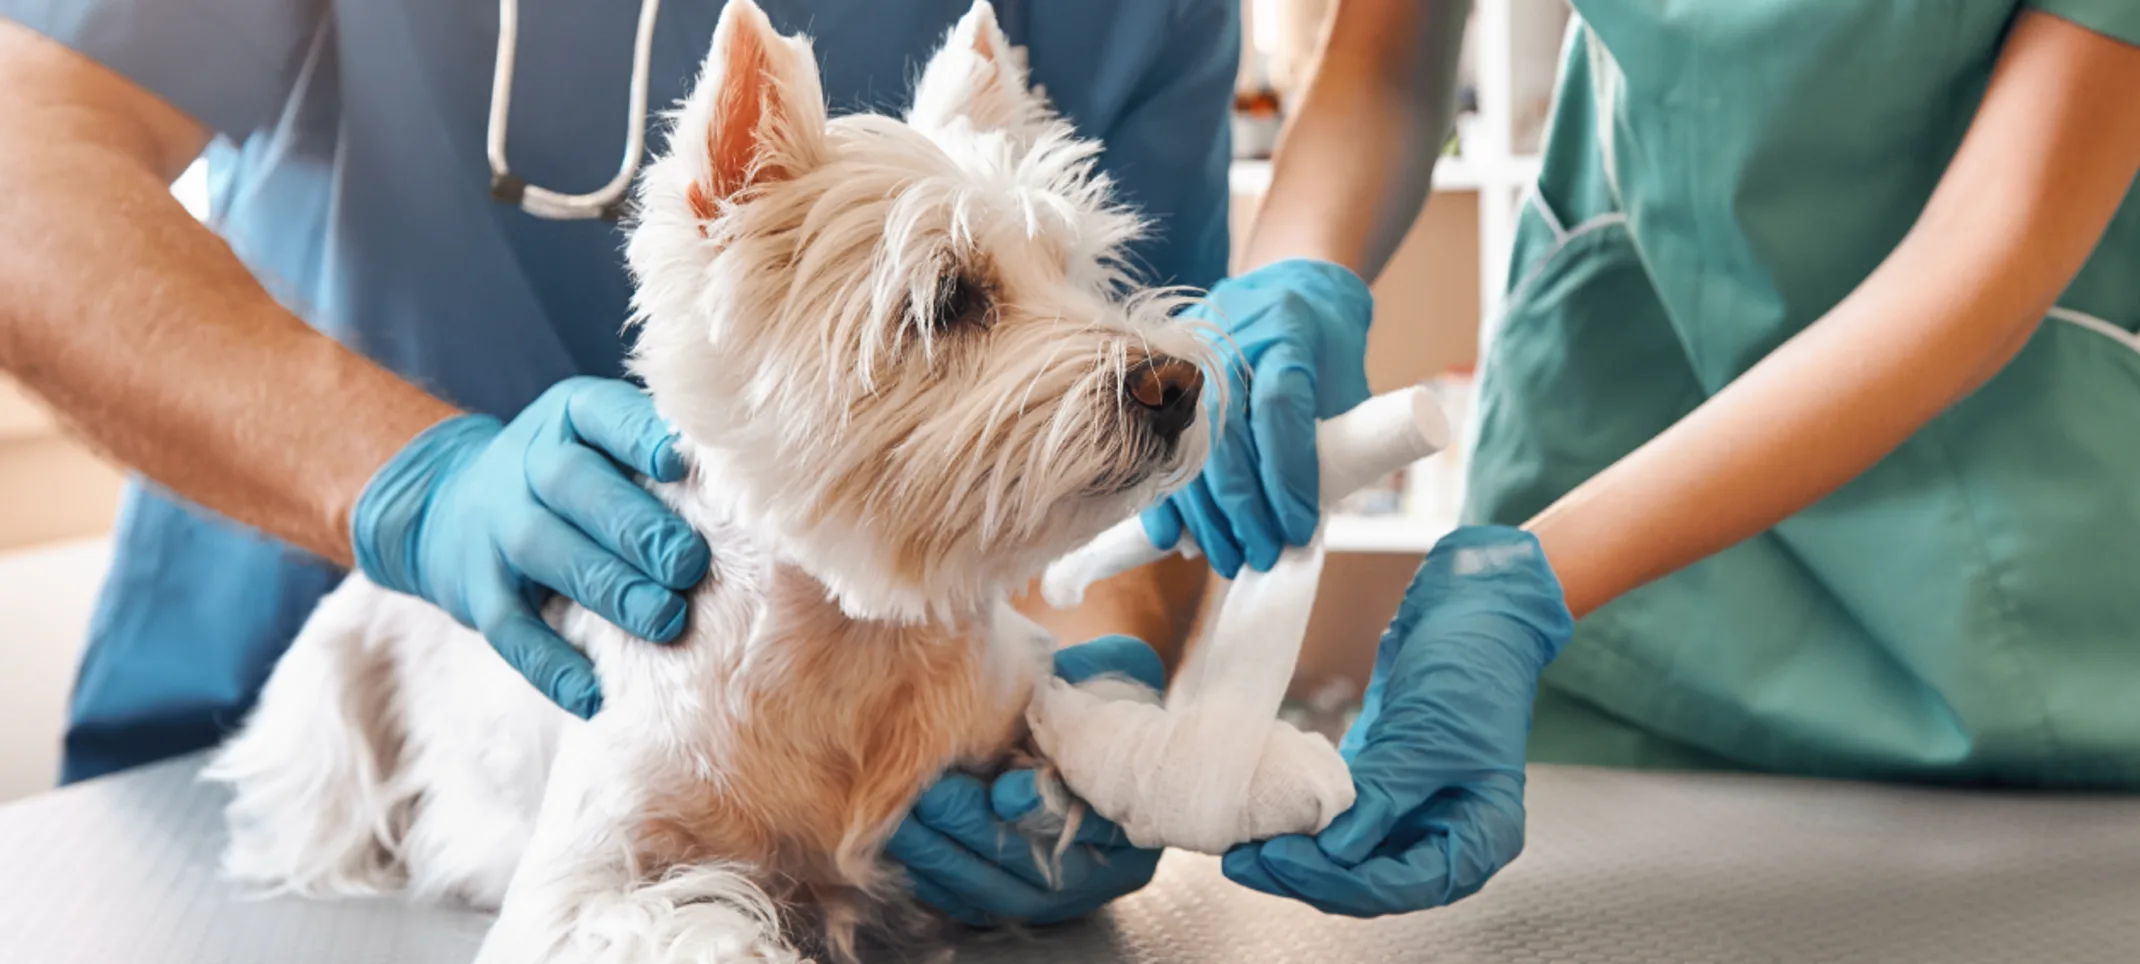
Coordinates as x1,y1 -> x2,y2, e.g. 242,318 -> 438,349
1029,384 -> 1450,853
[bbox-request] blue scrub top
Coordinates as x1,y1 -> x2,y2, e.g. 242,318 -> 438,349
3,0 -> 1237,784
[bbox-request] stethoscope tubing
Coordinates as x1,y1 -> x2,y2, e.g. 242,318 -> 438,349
483,0 -> 1027,222
486,0 -> 665,220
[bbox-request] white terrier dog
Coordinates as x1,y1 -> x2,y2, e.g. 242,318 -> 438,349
203,2 -> 1213,961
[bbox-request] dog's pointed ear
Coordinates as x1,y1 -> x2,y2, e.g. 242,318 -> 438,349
676,0 -> 828,220
907,1 -> 1047,134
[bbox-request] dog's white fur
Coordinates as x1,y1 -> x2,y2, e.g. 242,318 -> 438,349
203,3 -> 1211,961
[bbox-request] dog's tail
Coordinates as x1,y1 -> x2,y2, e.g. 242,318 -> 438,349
203,575 -> 415,898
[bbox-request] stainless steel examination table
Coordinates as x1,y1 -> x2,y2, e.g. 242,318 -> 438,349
4,754 -> 2137,963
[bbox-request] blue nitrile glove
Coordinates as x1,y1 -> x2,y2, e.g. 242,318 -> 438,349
886,635 -> 1168,927
1141,259 -> 1373,578
352,376 -> 711,719
1222,526 -> 1572,917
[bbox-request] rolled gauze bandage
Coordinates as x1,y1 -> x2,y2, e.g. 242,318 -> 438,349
1041,384 -> 1451,609
1029,384 -> 1453,854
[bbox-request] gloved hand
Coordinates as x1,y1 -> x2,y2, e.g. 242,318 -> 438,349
886,635 -> 1169,926
352,376 -> 711,719
1142,259 -> 1373,577
1222,526 -> 1572,916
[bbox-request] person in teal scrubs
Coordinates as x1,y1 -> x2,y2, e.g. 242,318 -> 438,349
1160,0 -> 2140,916
0,0 -> 1236,924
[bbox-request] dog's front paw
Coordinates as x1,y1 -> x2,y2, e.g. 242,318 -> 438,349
1027,676 -> 1356,855
590,876 -> 808,964
603,898 -> 809,964
478,865 -> 811,964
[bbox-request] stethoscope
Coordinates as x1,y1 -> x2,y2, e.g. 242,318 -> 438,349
486,0 -> 665,221
484,0 -> 1028,222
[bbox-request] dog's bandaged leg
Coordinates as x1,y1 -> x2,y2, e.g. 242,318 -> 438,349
1032,539 -> 1349,853
1030,386 -> 1449,854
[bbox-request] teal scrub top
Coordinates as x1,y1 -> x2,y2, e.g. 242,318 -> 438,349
1467,0 -> 2140,788
3,0 -> 1238,783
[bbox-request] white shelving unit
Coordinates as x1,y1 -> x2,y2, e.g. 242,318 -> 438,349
1233,0 -> 1569,554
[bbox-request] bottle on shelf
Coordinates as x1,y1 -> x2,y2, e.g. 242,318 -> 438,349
1232,49 -> 1284,160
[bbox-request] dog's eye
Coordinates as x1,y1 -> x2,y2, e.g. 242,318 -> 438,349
928,275 -> 990,330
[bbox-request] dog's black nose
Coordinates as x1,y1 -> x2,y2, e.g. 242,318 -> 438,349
1125,356 -> 1203,443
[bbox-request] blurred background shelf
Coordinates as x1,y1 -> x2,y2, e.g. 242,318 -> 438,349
1220,0 -> 1570,708
1229,0 -> 1568,561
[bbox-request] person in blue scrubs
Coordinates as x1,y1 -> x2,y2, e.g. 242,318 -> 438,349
0,0 -> 1235,924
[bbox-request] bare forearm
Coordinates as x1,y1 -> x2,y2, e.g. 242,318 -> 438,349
0,25 -> 456,563
1241,0 -> 1470,280
1528,235 -> 2054,618
1526,12 -> 2140,618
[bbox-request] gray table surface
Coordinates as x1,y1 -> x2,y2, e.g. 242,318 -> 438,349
3,753 -> 2137,963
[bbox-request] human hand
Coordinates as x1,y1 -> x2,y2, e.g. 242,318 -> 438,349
1141,259 -> 1372,577
1222,526 -> 1572,915
886,635 -> 1169,926
351,376 -> 711,718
